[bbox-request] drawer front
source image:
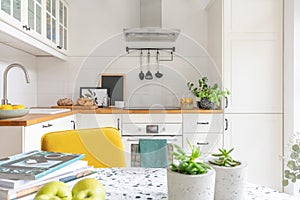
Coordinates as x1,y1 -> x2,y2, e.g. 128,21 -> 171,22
183,114 -> 223,133
122,114 -> 182,124
122,124 -> 182,136
182,134 -> 223,155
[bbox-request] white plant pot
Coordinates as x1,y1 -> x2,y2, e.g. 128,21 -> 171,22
167,168 -> 216,200
211,162 -> 248,200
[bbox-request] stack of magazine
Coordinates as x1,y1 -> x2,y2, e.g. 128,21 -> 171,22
0,151 -> 97,200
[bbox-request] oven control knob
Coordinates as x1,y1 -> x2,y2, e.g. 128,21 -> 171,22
138,128 -> 141,132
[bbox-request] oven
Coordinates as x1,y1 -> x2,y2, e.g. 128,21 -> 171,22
122,122 -> 182,167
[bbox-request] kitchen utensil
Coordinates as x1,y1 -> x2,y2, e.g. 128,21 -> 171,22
138,50 -> 144,80
145,50 -> 153,80
155,51 -> 163,78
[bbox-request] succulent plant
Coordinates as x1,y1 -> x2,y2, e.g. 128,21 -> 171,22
283,143 -> 300,187
170,141 -> 210,175
209,148 -> 240,167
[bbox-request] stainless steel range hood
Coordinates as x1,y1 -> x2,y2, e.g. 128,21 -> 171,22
124,0 -> 180,42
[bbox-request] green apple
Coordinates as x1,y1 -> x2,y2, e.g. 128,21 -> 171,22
72,178 -> 105,200
34,181 -> 72,200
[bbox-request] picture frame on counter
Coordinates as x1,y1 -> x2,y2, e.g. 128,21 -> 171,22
98,74 -> 125,105
79,87 -> 109,107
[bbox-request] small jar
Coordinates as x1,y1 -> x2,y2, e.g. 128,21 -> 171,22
180,93 -> 194,109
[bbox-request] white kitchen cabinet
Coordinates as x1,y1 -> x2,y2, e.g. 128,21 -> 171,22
183,114 -> 223,133
76,114 -> 122,131
221,0 -> 284,191
223,114 -> 283,191
23,115 -> 75,152
0,0 -> 68,58
182,114 -> 223,155
183,133 -> 223,155
45,0 -> 68,53
223,0 -> 283,113
0,115 -> 75,158
0,0 -> 22,26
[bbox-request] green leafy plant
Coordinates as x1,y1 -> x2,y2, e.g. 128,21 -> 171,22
170,141 -> 211,175
187,77 -> 230,107
209,148 -> 240,167
283,143 -> 300,187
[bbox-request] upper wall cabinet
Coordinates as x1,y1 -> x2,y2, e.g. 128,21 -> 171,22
0,0 -> 68,59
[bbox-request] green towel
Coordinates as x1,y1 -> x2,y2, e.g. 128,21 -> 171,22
139,139 -> 168,168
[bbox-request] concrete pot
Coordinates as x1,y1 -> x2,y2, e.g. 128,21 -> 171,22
167,168 -> 216,200
211,162 -> 248,200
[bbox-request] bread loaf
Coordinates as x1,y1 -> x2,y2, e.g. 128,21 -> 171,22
57,98 -> 73,106
75,98 -> 94,106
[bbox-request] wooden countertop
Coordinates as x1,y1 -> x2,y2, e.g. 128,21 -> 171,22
0,107 -> 223,126
0,111 -> 76,126
77,107 -> 224,114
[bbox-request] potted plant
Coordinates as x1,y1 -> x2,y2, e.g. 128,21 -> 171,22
208,148 -> 248,200
187,77 -> 230,109
283,142 -> 300,196
167,142 -> 215,200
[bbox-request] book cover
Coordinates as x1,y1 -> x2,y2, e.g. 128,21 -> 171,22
0,160 -> 88,189
0,151 -> 84,180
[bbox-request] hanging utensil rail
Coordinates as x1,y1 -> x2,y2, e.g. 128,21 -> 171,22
126,47 -> 175,62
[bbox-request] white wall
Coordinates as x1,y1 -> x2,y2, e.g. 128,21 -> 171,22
37,0 -> 221,107
0,43 -> 37,107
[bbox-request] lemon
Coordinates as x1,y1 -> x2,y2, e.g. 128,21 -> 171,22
0,104 -> 13,110
12,104 -> 26,110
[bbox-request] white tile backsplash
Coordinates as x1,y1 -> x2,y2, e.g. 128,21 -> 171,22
36,0 -> 222,107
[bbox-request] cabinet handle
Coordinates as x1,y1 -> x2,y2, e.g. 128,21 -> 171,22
225,118 -> 228,131
71,120 -> 76,130
57,46 -> 62,49
197,142 -> 209,145
42,123 -> 53,128
22,25 -> 30,31
197,122 -> 209,125
117,118 -> 120,130
225,97 -> 228,108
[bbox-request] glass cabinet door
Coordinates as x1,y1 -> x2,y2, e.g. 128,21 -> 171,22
46,0 -> 56,43
58,0 -> 67,50
27,0 -> 42,34
1,0 -> 21,22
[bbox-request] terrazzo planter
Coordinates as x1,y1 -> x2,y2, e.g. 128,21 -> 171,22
211,162 -> 248,200
197,98 -> 216,110
167,168 -> 216,200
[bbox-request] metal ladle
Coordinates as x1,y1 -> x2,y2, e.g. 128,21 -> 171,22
155,51 -> 163,78
145,50 -> 153,80
138,50 -> 144,80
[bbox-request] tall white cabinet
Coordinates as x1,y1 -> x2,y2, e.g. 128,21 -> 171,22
222,0 -> 283,191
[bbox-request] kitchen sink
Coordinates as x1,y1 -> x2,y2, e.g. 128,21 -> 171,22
29,108 -> 71,115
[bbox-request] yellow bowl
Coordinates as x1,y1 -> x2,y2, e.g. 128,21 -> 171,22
0,108 -> 30,119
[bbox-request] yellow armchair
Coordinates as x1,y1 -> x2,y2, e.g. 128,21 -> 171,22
41,127 -> 126,168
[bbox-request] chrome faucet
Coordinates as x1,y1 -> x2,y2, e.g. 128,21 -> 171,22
1,63 -> 30,105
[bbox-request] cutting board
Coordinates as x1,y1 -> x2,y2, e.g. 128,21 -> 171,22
51,105 -> 98,110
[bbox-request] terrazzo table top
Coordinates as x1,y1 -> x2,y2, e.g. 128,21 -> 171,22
97,168 -> 298,200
